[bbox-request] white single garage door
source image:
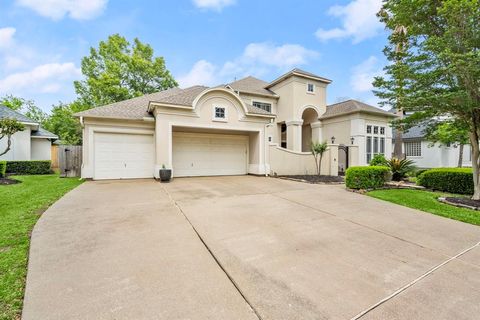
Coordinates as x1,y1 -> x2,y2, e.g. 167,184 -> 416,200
94,132 -> 154,180
173,132 -> 248,177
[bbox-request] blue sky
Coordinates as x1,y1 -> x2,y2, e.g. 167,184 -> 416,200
0,0 -> 388,112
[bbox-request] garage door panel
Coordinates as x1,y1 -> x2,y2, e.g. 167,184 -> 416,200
94,132 -> 154,180
173,132 -> 248,177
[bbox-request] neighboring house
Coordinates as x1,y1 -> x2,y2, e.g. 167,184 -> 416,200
0,105 -> 58,161
76,68 -> 395,180
393,124 -> 472,168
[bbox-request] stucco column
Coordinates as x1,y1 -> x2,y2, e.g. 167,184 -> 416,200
154,115 -> 171,178
286,120 -> 303,152
310,121 -> 323,144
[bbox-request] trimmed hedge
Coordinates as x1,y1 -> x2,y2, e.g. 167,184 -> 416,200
417,168 -> 473,194
6,160 -> 52,175
345,166 -> 391,190
0,160 -> 6,178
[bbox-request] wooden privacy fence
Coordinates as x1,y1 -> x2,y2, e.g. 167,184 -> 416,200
58,145 -> 82,177
50,145 -> 59,170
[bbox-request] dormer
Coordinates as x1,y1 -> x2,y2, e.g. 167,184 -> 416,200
266,68 -> 331,121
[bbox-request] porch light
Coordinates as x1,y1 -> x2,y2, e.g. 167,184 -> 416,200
350,136 -> 355,145
331,136 -> 336,144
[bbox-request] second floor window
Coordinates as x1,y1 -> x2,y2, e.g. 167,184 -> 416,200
214,106 -> 226,119
307,83 -> 315,93
252,101 -> 272,113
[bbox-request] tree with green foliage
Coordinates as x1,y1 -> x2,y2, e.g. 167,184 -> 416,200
425,121 -> 469,167
0,118 -> 25,156
374,0 -> 480,198
311,141 -> 328,175
74,34 -> 178,108
42,102 -> 84,145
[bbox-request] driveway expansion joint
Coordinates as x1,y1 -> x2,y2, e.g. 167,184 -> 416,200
160,184 -> 263,320
350,241 -> 480,320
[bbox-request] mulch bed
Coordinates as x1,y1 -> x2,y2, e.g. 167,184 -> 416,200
439,197 -> 480,210
0,178 -> 21,185
279,175 -> 344,184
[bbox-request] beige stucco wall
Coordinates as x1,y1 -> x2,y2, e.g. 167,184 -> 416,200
0,126 -> 31,161
31,138 -> 52,160
153,89 -> 272,178
269,143 -> 338,176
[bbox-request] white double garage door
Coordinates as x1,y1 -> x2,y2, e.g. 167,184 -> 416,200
93,132 -> 248,180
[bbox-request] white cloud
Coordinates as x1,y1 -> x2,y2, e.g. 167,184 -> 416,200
315,0 -> 383,43
178,42 -> 318,87
177,60 -> 218,87
0,62 -> 81,94
16,0 -> 108,20
0,27 -> 16,50
192,0 -> 235,11
350,56 -> 383,92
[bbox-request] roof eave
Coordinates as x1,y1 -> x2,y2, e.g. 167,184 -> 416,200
320,110 -> 397,120
147,101 -> 193,112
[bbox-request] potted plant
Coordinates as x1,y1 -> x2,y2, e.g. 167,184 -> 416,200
159,164 -> 172,182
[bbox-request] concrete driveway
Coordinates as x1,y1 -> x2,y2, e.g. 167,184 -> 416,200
23,176 -> 480,319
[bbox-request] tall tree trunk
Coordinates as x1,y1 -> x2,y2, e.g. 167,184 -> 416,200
393,112 -> 404,159
458,144 -> 464,168
469,132 -> 480,200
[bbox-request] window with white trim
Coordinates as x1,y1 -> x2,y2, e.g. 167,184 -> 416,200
405,141 -> 422,157
214,106 -> 226,120
307,83 -> 315,93
252,101 -> 272,113
366,124 -> 386,163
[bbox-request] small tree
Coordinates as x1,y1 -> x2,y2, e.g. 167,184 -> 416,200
311,141 -> 328,176
0,118 -> 25,156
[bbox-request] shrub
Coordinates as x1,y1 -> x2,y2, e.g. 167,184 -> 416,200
345,166 -> 391,190
386,158 -> 416,181
0,160 -> 6,178
6,161 -> 52,175
414,168 -> 430,177
369,154 -> 387,166
417,168 -> 473,194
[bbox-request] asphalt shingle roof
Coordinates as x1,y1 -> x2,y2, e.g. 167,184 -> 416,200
321,99 -> 396,119
227,76 -> 278,97
75,86 -> 207,119
0,105 -> 37,123
31,127 -> 58,139
393,123 -> 427,139
0,105 -> 58,139
75,84 -> 275,119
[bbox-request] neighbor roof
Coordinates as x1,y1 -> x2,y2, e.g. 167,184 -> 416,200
0,105 -> 58,139
31,127 -> 58,139
0,105 -> 38,124
393,123 -> 427,140
75,86 -> 207,120
266,68 -> 332,88
226,76 -> 278,98
320,99 -> 396,119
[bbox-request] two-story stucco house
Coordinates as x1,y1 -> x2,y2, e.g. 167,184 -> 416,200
76,69 -> 395,180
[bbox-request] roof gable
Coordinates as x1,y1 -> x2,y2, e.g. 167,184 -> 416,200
226,76 -> 278,97
266,68 -> 332,89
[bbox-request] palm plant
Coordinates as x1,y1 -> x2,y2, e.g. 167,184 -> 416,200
387,157 -> 415,181
311,141 -> 328,175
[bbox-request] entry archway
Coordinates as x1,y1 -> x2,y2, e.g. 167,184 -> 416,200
301,108 -> 319,152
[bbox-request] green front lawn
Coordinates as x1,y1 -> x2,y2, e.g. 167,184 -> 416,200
367,189 -> 480,226
0,175 -> 83,320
